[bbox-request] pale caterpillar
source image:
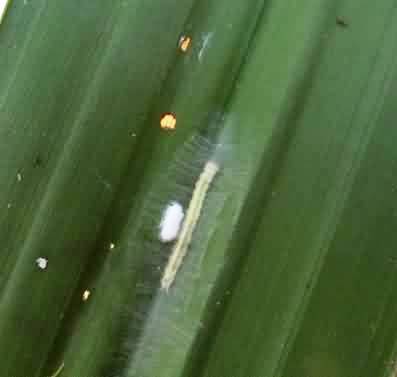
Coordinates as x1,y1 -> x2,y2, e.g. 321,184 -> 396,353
161,160 -> 219,291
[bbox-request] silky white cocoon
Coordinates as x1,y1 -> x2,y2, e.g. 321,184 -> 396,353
36,257 -> 48,270
159,201 -> 184,242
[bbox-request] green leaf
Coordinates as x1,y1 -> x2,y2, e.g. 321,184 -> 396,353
1,1 -> 397,377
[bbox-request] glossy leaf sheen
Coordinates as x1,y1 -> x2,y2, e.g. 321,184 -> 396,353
0,1 -> 396,377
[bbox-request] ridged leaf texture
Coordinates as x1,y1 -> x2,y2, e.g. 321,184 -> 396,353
0,1 -> 397,377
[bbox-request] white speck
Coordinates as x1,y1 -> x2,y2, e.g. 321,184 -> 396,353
17,173 -> 22,182
36,257 -> 48,270
7,203 -> 11,209
198,32 -> 214,62
159,201 -> 184,243
131,132 -> 136,137
82,290 -> 91,301
109,242 -> 115,250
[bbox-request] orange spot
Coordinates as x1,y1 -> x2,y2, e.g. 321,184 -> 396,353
179,36 -> 191,52
160,113 -> 177,130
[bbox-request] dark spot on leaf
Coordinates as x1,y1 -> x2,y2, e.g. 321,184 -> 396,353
336,17 -> 348,27
34,156 -> 43,167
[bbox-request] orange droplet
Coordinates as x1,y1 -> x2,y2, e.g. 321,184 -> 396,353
160,113 -> 177,130
179,35 -> 191,52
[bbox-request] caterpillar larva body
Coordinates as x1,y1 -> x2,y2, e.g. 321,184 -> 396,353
161,160 -> 219,291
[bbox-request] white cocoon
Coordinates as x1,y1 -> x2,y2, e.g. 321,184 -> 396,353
36,257 -> 48,270
159,201 -> 184,242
